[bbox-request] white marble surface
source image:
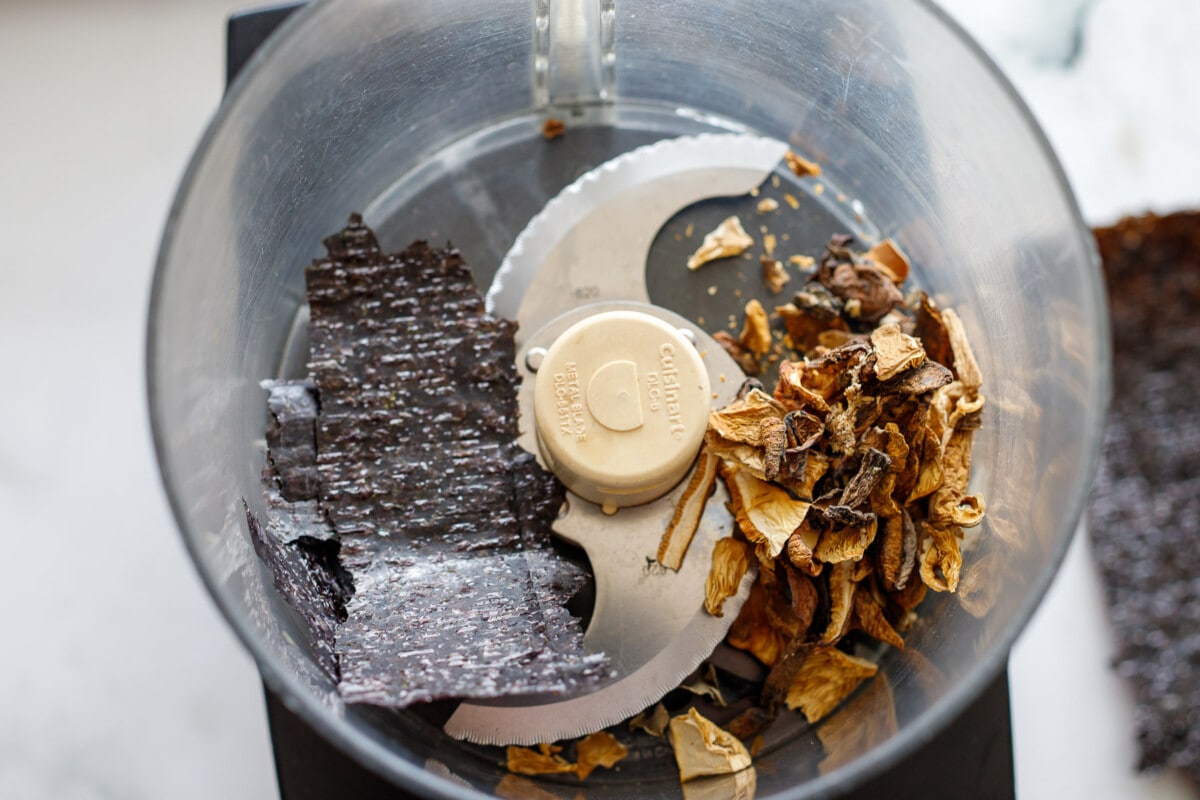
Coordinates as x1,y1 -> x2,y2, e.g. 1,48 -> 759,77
0,1 -> 1197,798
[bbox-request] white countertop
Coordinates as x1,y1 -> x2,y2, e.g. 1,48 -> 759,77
0,1 -> 1196,797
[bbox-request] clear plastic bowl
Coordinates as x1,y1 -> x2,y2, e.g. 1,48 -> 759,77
147,0 -> 1109,796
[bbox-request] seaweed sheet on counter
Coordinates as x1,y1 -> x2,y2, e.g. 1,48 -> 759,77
299,215 -> 604,707
1090,212 -> 1200,785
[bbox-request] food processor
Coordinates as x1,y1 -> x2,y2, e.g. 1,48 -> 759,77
148,0 -> 1109,797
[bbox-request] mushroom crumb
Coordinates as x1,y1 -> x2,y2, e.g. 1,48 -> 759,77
784,150 -> 822,178
687,216 -> 755,270
756,197 -> 780,214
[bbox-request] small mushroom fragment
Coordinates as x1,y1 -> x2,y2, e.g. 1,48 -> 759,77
688,216 -> 754,270
756,197 -> 780,214
784,150 -> 823,178
505,743 -> 576,777
659,450 -> 721,570
668,708 -> 754,782
739,299 -> 773,356
762,255 -> 790,295
704,537 -> 754,616
784,646 -> 879,724
629,703 -> 671,738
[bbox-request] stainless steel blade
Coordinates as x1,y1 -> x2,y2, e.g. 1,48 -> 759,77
447,135 -> 786,745
487,133 -> 789,345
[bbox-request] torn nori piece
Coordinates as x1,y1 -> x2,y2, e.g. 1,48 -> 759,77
304,214 -> 605,707
245,500 -> 350,680
1089,211 -> 1200,787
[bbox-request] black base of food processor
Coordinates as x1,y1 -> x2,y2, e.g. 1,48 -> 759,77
264,671 -> 1015,800
229,6 -> 1017,798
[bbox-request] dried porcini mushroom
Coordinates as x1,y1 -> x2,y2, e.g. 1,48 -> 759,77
865,239 -> 911,284
757,197 -> 780,214
785,150 -> 823,178
542,117 -> 566,140
725,467 -> 812,561
869,323 -> 926,381
629,703 -> 671,738
574,732 -> 629,780
660,450 -> 721,570
688,215 -> 754,270
851,586 -> 905,649
777,283 -> 848,353
706,389 -> 787,480
668,708 -> 754,782
762,256 -> 791,295
680,663 -> 728,706
784,646 -> 879,724
506,743 -> 576,777
739,299 -> 773,356
705,537 -> 754,616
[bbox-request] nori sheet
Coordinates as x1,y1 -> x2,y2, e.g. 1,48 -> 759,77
300,215 -> 603,707
1089,211 -> 1200,785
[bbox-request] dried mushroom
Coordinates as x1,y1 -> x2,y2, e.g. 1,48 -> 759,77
506,743 -> 575,777
784,150 -> 822,178
659,450 -> 721,570
668,708 -> 754,782
705,537 -> 754,616
865,239 -> 911,284
739,299 -> 773,356
869,323 -> 925,381
688,216 -> 754,270
574,732 -> 629,780
762,256 -> 790,295
706,389 -> 787,480
784,646 -> 879,724
726,467 -> 812,561
629,703 -> 670,738
713,330 -> 761,377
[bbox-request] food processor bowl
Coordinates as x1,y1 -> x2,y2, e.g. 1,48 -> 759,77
147,0 -> 1108,796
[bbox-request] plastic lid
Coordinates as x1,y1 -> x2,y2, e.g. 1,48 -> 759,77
532,310 -> 712,513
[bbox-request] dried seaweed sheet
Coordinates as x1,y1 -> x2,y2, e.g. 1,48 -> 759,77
1090,211 -> 1200,786
304,215 -> 603,707
244,501 -> 349,680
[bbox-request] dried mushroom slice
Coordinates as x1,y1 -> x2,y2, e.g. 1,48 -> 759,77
919,521 -> 964,593
706,389 -> 787,480
762,256 -> 791,295
914,291 -> 954,371
668,708 -> 754,782
688,215 -> 754,270
777,284 -> 848,354
784,646 -> 879,724
865,239 -> 911,285
659,450 -> 721,570
927,429 -> 982,529
727,576 -> 799,667
506,743 -> 576,777
815,252 -> 903,324
851,587 -> 905,650
705,537 -> 755,617
574,732 -> 629,780
739,299 -> 773,356
629,703 -> 671,737
812,512 -> 878,564
725,467 -> 812,561
775,359 -> 832,414
785,522 -> 822,576
941,307 -> 982,393
818,561 -> 857,643
869,323 -> 926,381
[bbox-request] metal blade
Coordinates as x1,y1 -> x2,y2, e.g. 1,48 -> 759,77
448,135 -> 787,745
